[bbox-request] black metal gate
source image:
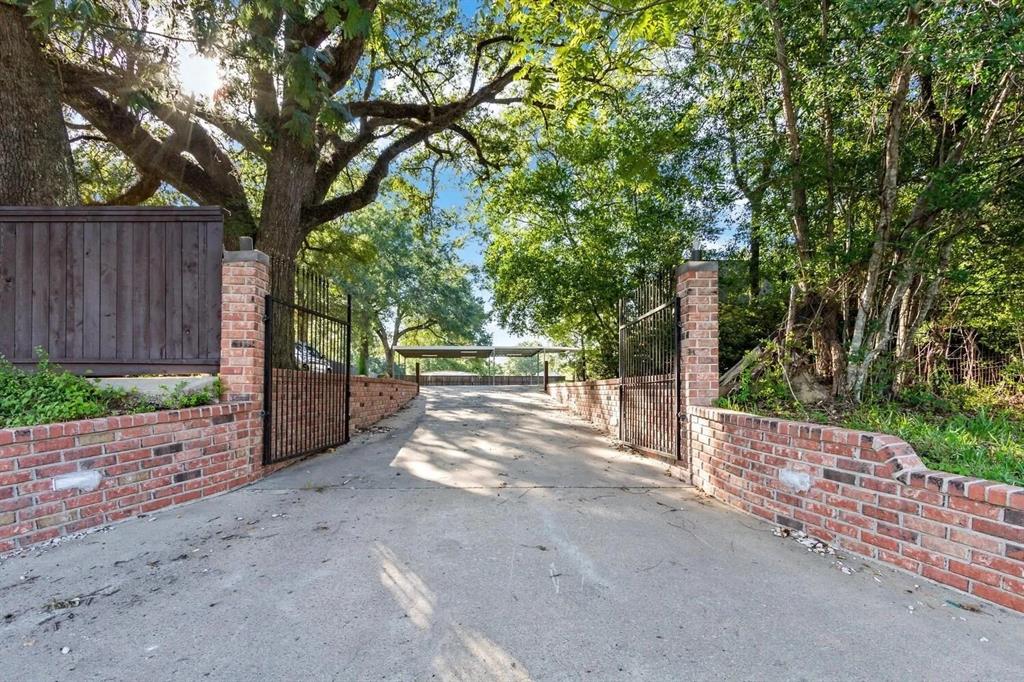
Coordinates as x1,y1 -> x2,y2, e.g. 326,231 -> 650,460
263,260 -> 351,465
618,270 -> 681,460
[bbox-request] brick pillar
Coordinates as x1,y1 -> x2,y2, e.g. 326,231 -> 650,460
677,262 -> 719,471
219,250 -> 270,403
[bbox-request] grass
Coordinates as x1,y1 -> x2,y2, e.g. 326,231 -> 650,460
719,365 -> 1024,487
843,404 -> 1024,486
0,353 -> 221,428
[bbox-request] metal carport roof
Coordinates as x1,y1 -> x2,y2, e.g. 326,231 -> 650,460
394,345 -> 578,359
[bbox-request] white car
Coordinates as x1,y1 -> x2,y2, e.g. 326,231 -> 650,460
294,342 -> 333,372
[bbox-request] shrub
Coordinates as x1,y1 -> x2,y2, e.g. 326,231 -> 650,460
158,378 -> 223,410
0,352 -> 220,428
721,367 -> 1024,486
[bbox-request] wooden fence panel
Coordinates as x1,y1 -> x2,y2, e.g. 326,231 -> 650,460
0,207 -> 223,375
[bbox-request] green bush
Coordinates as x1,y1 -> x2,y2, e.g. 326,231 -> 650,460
0,352 -> 221,428
158,378 -> 223,410
720,368 -> 1024,486
845,405 -> 1024,487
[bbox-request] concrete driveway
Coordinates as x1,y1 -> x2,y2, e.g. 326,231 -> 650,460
2,386 -> 1022,681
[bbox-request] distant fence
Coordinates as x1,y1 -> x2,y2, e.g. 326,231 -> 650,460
418,375 -> 564,386
0,207 -> 223,375
915,354 -> 1018,389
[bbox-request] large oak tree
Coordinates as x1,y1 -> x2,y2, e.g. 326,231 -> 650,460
0,3 -> 77,204
24,0 -> 528,259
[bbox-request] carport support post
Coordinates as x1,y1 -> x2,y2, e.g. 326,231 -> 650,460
543,360 -> 549,391
675,262 -> 719,472
415,362 -> 420,394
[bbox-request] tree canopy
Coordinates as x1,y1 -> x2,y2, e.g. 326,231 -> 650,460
3,0 -> 1023,397
307,197 -> 487,376
15,0 -> 529,258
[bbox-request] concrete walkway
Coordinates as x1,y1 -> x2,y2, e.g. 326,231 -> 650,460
1,386 -> 1022,681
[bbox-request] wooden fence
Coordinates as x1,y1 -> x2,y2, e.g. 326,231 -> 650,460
0,207 -> 223,375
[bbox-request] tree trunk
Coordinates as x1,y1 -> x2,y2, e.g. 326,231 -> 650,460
766,0 -> 813,270
749,203 -> 762,299
357,319 -> 370,375
257,139 -> 317,261
0,5 -> 77,205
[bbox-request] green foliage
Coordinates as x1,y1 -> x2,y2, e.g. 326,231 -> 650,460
306,197 -> 487,375
722,364 -> 1024,486
0,356 -> 130,427
0,353 -> 220,428
845,406 -> 1024,488
717,261 -> 788,371
482,102 -> 714,378
158,378 -> 224,410
717,343 -> 807,417
499,0 -> 1024,397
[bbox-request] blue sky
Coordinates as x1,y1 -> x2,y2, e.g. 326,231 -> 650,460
431,169 -> 535,346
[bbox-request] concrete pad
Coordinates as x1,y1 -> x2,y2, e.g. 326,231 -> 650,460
1,386 -> 1021,681
89,375 -> 219,400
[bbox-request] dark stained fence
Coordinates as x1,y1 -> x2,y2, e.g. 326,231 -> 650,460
0,207 -> 223,375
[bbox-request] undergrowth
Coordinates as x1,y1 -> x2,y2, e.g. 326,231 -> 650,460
719,357 -> 1024,486
0,352 -> 221,428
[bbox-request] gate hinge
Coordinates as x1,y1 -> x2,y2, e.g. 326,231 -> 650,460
259,409 -> 270,419
262,313 -> 270,322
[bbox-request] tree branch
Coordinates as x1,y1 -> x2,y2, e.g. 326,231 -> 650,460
449,124 -> 498,173
91,173 -> 162,206
61,80 -> 254,225
303,66 -> 520,227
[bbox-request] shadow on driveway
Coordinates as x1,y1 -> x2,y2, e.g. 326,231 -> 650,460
1,386 -> 1022,680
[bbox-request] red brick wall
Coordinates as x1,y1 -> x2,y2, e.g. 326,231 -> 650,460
350,377 -> 419,429
0,402 -> 260,552
547,379 -> 620,435
677,262 -> 719,407
0,375 -> 420,554
1,251 -> 421,554
689,406 -> 1024,613
544,261 -> 1024,614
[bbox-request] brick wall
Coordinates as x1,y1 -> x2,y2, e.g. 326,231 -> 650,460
544,260 -> 1024,614
677,262 -> 719,408
688,407 -> 1024,613
0,250 -> 420,554
546,379 -> 620,435
0,402 -> 260,552
350,377 -> 419,429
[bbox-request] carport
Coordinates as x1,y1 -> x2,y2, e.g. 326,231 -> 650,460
395,345 -> 577,385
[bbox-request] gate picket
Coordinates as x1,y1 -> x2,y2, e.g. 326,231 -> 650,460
618,270 -> 681,461
263,260 -> 352,465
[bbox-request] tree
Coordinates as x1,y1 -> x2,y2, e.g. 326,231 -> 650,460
307,201 -> 487,376
0,3 -> 77,204
23,0 -> 527,259
482,103 -> 714,378
484,0 -> 1024,400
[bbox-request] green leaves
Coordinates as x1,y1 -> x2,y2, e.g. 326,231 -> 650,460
481,100 -> 709,377
305,197 -> 487,373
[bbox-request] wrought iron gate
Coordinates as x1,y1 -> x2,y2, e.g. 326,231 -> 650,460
618,271 -> 681,460
263,260 -> 351,465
